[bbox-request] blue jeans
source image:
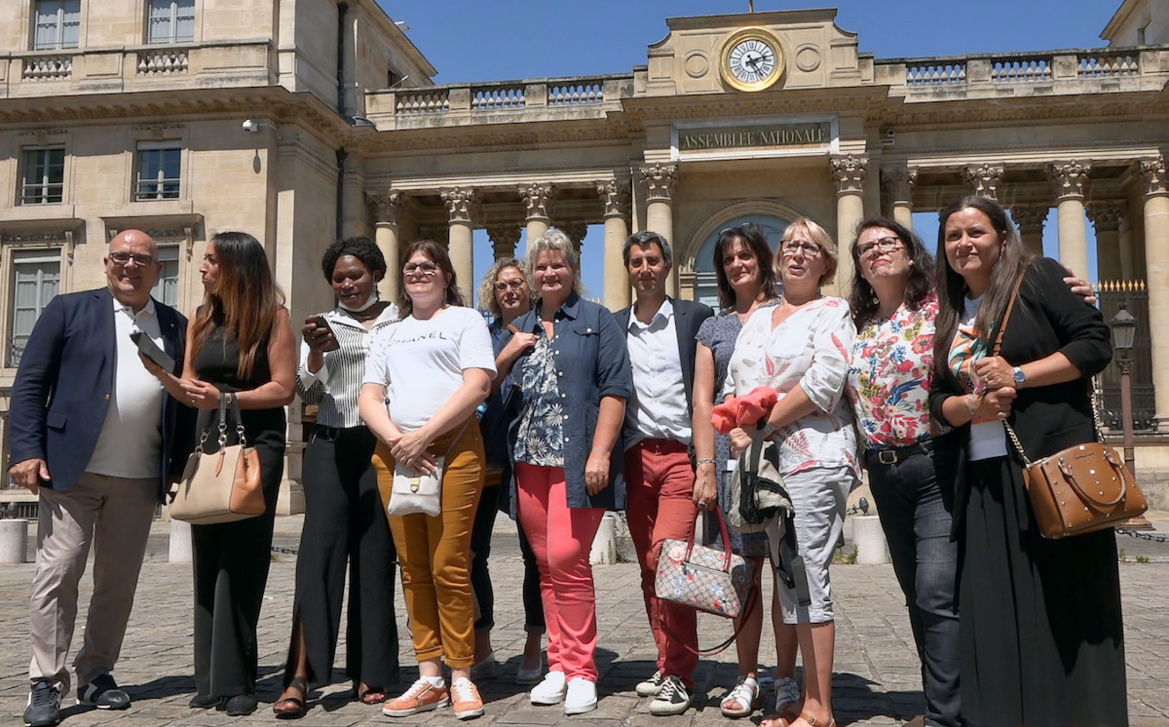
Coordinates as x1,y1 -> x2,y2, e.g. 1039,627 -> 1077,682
866,445 -> 962,727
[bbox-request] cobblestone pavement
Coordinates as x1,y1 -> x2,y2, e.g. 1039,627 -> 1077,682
2,514 -> 1168,727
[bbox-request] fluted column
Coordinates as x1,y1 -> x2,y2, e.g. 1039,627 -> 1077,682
1011,204 -> 1048,257
441,187 -> 476,303
830,154 -> 868,297
1087,200 -> 1126,283
881,166 -> 918,230
1048,161 -> 1092,277
1138,156 -> 1169,428
365,190 -> 405,302
487,225 -> 521,263
964,163 -> 1004,199
561,222 -> 588,251
598,178 -> 631,310
519,183 -> 554,243
640,163 -> 678,296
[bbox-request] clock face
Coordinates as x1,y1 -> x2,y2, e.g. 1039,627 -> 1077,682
720,29 -> 784,91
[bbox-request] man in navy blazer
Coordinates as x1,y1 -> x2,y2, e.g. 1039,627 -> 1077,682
10,230 -> 188,727
613,231 -> 713,716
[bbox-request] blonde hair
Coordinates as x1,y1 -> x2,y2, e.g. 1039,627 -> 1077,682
780,217 -> 838,286
477,258 -> 533,318
526,228 -> 583,294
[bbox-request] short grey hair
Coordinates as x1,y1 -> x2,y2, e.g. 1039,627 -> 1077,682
526,228 -> 584,294
622,230 -> 673,267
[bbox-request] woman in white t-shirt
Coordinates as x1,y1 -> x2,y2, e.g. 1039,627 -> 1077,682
358,240 -> 497,721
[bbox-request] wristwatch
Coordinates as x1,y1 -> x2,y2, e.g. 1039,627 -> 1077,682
1012,366 -> 1026,389
761,422 -> 777,439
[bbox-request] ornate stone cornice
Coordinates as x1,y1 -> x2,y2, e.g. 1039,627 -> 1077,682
1085,200 -> 1126,231
830,154 -> 868,195
519,183 -> 554,221
964,163 -> 1004,199
487,225 -> 522,259
0,231 -> 69,244
1010,204 -> 1049,235
365,190 -> 404,225
1047,161 -> 1092,200
1138,155 -> 1168,197
639,163 -> 677,202
880,167 -> 918,205
441,188 -> 477,223
597,178 -> 631,219
560,222 -> 588,248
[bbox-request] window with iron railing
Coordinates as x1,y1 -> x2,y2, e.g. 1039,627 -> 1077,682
135,144 -> 181,201
20,147 -> 65,205
9,250 -> 61,368
147,0 -> 195,44
33,0 -> 80,50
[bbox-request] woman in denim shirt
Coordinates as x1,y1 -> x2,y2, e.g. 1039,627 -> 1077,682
497,229 -> 631,716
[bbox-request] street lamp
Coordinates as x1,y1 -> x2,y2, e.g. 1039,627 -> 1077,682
1110,306 -> 1150,529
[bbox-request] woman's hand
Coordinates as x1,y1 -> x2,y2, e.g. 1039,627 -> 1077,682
302,317 -> 338,355
693,463 -> 718,511
179,379 -> 223,409
728,426 -> 754,458
504,331 -> 538,358
391,429 -> 438,474
972,356 -> 1016,391
584,448 -> 611,495
977,387 -> 1017,420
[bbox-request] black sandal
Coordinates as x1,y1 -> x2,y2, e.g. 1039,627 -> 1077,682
273,677 -> 308,720
355,684 -> 387,705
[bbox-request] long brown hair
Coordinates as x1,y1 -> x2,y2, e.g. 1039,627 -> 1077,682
191,231 -> 285,380
399,240 -> 464,317
932,196 -> 1034,382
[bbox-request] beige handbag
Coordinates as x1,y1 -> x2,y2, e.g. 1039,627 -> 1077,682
387,419 -> 471,518
171,393 -> 265,524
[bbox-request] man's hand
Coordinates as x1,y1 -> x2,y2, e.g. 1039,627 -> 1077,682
9,458 -> 49,495
584,449 -> 611,496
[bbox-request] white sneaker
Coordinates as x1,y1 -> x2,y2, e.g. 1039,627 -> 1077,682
564,678 -> 597,716
529,671 -> 567,705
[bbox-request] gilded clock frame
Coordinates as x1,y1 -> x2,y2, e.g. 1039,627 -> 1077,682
719,27 -> 785,92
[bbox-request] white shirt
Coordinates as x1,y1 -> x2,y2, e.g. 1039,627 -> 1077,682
362,306 -> 496,431
624,298 -> 691,448
86,297 -> 166,479
960,296 -> 1009,461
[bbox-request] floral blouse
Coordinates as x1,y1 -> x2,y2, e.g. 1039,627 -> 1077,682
847,292 -> 943,450
513,329 -> 565,467
722,296 -> 859,479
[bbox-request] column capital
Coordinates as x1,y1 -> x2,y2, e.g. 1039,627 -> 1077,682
560,222 -> 588,249
830,154 -> 868,195
365,190 -> 404,225
964,163 -> 1004,199
1010,203 -> 1049,234
880,166 -> 918,205
1047,160 -> 1092,200
639,163 -> 677,202
1138,155 -> 1169,197
1086,200 -> 1126,232
441,187 -> 477,223
597,178 -> 631,218
487,225 -> 522,260
519,183 -> 555,221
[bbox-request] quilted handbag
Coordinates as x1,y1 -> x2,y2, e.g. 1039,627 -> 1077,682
171,393 -> 264,525
655,507 -> 753,619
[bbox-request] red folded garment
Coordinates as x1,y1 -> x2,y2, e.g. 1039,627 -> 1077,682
711,386 -> 779,435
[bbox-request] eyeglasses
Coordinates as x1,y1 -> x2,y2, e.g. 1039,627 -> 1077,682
108,252 -> 156,268
857,236 -> 904,259
402,262 -> 439,275
779,240 -> 822,257
494,279 -> 525,292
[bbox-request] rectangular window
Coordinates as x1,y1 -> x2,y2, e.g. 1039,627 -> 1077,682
9,250 -> 61,368
134,143 -> 181,201
147,0 -> 195,44
151,245 -> 180,306
20,147 -> 65,205
33,0 -> 80,50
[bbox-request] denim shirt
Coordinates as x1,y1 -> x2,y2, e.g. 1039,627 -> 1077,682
501,292 -> 633,514
480,318 -> 520,478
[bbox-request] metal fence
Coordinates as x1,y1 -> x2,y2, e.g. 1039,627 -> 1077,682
1097,281 -> 1155,432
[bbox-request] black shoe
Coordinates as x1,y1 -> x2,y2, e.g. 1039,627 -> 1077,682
649,676 -> 693,717
224,694 -> 258,716
24,682 -> 61,727
189,693 -> 220,709
77,674 -> 131,710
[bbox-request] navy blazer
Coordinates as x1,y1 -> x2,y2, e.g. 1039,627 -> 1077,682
8,287 -> 189,501
614,296 -> 714,417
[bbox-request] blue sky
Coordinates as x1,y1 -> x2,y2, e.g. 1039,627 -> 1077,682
377,0 -> 1121,301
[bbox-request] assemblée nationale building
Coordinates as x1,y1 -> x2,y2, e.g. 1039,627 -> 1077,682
0,0 -> 1167,512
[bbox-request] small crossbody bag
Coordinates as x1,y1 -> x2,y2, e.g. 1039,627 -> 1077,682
387,419 -> 471,518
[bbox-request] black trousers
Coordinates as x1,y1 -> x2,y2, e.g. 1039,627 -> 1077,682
285,426 -> 399,687
470,485 -> 499,633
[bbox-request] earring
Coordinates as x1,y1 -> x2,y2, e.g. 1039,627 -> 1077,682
908,260 -> 915,267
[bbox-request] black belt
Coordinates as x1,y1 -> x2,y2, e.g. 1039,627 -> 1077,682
864,438 -> 935,466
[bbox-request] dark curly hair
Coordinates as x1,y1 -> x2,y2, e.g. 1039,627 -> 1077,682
321,236 -> 387,282
848,217 -> 936,329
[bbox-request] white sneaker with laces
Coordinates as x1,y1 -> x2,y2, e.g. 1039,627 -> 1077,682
635,669 -> 665,697
564,677 -> 597,715
529,671 -> 567,705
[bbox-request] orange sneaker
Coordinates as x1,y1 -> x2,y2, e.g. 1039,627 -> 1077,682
450,677 -> 484,720
381,679 -> 449,717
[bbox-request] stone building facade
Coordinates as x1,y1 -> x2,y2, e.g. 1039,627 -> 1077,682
1,0 -> 1168,510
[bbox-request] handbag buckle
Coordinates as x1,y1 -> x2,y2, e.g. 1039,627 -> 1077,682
877,450 -> 898,465
410,476 -> 421,493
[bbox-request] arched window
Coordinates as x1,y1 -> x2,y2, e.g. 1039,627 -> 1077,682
692,214 -> 788,309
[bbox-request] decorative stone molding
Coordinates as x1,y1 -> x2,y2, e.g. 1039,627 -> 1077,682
639,163 -> 677,202
830,154 -> 868,194
487,225 -> 522,259
1138,155 -> 1168,197
1085,200 -> 1126,231
1,231 -> 70,244
1047,161 -> 1092,200
365,190 -> 404,225
441,188 -> 477,223
597,178 -> 631,218
560,222 -> 588,248
880,167 -> 918,205
1010,204 -> 1049,235
519,183 -> 555,221
964,163 -> 1004,199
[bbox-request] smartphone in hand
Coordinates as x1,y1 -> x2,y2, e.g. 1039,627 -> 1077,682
306,314 -> 340,352
130,330 -> 176,372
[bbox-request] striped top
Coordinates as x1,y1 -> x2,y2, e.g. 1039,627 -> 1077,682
297,303 -> 400,428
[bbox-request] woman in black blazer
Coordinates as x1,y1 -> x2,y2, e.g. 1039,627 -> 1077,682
929,195 -> 1126,727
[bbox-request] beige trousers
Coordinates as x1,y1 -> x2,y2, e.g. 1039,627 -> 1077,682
28,471 -> 158,691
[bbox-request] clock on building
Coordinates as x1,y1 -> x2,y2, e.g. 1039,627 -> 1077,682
719,28 -> 784,92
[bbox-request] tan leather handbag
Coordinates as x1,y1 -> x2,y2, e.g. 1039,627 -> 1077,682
171,393 -> 264,524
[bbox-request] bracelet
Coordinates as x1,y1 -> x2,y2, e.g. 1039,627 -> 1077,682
696,457 -> 716,467
965,393 -> 977,417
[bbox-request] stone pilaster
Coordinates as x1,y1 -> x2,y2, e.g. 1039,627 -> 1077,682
487,225 -> 522,262
441,187 -> 477,303
639,164 -> 678,295
1010,203 -> 1049,257
519,183 -> 554,243
1137,155 -> 1169,429
964,163 -> 1004,199
1086,200 -> 1126,282
365,190 -> 404,302
881,166 -> 918,230
598,178 -> 632,310
1048,161 -> 1092,280
830,154 -> 868,296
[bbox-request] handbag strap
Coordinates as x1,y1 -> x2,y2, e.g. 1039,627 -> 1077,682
195,392 -> 247,452
990,268 -> 1028,358
686,500 -> 734,574
658,582 -> 758,657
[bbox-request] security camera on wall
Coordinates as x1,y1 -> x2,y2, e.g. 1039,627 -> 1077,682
242,119 -> 261,133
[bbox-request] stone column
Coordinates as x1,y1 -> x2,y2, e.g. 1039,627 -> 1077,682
441,187 -> 477,303
487,225 -> 521,263
964,163 -> 1004,199
365,190 -> 404,302
1139,156 -> 1169,428
561,222 -> 588,251
1011,204 -> 1048,257
1048,161 -> 1092,278
1086,200 -> 1126,283
881,166 -> 917,230
640,163 -> 678,296
520,183 -> 554,243
598,178 -> 631,310
1119,216 -> 1135,280
830,154 -> 868,297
